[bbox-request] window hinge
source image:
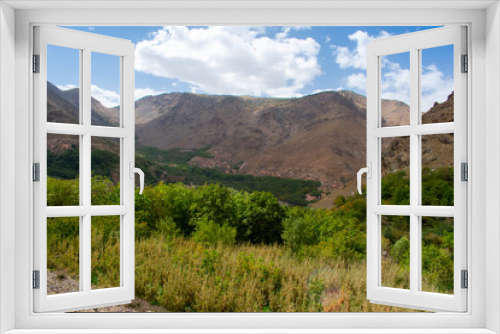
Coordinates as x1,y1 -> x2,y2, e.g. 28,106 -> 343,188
33,270 -> 40,289
461,270 -> 468,289
33,163 -> 40,182
33,54 -> 40,73
461,162 -> 468,181
461,54 -> 468,73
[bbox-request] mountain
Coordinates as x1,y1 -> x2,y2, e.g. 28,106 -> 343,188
47,82 -> 120,153
312,92 -> 454,208
47,81 -> 120,126
381,92 -> 454,175
47,80 -> 453,206
134,90 -> 413,191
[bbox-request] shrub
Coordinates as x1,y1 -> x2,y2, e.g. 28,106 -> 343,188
391,236 -> 410,267
334,195 -> 346,206
192,217 -> 236,246
236,191 -> 285,245
47,177 -> 79,206
282,217 -> 319,254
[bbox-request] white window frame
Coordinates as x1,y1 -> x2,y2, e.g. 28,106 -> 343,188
365,26 -> 467,312
33,26 -> 136,313
1,1 -> 499,333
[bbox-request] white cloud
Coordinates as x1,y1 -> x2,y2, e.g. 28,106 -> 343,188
88,27 -> 96,31
346,73 -> 367,91
380,62 -> 411,104
325,35 -> 331,43
135,87 -> 163,101
332,30 -> 391,70
59,83 -> 162,105
421,64 -> 453,112
91,85 -> 120,108
312,87 -> 343,94
275,26 -> 311,40
57,84 -> 77,91
338,30 -> 453,110
134,26 -> 321,97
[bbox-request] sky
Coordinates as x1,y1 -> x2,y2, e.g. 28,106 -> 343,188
47,26 -> 454,112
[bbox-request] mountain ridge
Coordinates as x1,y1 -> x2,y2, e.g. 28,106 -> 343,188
48,81 -> 452,205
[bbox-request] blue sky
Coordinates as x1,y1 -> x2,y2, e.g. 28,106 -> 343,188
49,26 -> 453,112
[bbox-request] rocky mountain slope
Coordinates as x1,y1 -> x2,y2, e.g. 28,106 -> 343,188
47,82 -> 120,153
134,89 -> 410,191
48,80 -> 453,203
312,92 -> 454,208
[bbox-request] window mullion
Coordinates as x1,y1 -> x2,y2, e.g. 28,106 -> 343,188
409,47 -> 420,295
82,47 -> 92,294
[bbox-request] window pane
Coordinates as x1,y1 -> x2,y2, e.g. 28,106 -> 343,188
380,52 -> 410,127
47,217 -> 80,295
381,215 -> 410,290
421,134 -> 454,206
91,52 -> 120,127
91,216 -> 121,290
421,45 -> 454,124
381,137 -> 410,205
47,44 -> 80,124
421,217 -> 454,294
47,134 -> 80,206
91,137 -> 120,205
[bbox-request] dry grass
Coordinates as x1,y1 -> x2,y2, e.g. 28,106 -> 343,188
48,228 -> 419,312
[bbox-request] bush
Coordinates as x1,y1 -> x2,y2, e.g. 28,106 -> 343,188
236,191 -> 285,244
334,195 -> 346,206
191,217 -> 236,246
282,217 -> 319,254
47,177 -> 79,206
391,236 -> 410,267
154,217 -> 181,240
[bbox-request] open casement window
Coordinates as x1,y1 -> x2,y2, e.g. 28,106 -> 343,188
364,26 -> 467,312
33,26 -> 140,312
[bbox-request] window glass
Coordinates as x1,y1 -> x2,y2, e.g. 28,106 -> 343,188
47,44 -> 80,124
381,215 -> 410,289
91,52 -> 120,127
92,216 -> 121,290
421,217 -> 454,294
47,134 -> 80,206
47,217 -> 80,294
422,134 -> 454,206
421,45 -> 454,124
91,137 -> 121,206
380,52 -> 410,127
381,137 -> 410,205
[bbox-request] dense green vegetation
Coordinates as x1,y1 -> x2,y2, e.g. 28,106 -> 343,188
47,166 -> 454,311
138,146 -> 214,164
48,146 -> 321,206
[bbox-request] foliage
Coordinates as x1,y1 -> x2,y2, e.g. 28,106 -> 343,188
47,145 -> 79,179
381,171 -> 410,205
137,145 -> 213,165
49,145 -> 321,207
192,217 -> 237,246
235,191 -> 285,244
46,166 -> 455,311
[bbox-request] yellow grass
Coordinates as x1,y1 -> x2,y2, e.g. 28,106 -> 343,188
48,226 -> 418,312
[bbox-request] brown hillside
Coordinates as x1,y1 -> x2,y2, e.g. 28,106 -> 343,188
381,92 -> 454,175
135,91 -> 370,190
312,92 -> 454,209
47,82 -> 120,154
48,81 -> 453,204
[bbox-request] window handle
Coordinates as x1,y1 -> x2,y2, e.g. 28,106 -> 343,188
357,162 -> 371,195
129,162 -> 145,195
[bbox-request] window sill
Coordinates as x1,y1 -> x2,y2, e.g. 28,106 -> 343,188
4,329 -> 497,334
4,330 -> 498,334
